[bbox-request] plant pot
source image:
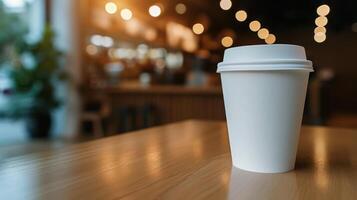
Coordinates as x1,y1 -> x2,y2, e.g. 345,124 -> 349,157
25,109 -> 52,139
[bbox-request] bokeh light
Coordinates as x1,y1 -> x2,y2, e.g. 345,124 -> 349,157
192,23 -> 204,35
315,16 -> 328,27
235,10 -> 247,22
258,28 -> 269,39
249,20 -> 261,32
149,5 -> 162,17
102,36 -> 114,48
317,4 -> 330,16
265,34 -> 276,44
86,45 -> 98,55
314,32 -> 326,43
314,26 -> 327,34
105,2 -> 117,14
219,0 -> 232,11
90,35 -> 102,46
120,8 -> 133,21
175,3 -> 187,15
221,36 -> 233,47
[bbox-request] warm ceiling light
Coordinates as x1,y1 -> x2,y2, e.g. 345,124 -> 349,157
258,28 -> 269,39
315,16 -> 328,27
220,0 -> 232,11
221,36 -> 233,47
249,20 -> 261,32
105,2 -> 117,14
175,3 -> 186,15
265,34 -> 276,44
120,8 -> 133,21
149,5 -> 162,17
192,23 -> 204,35
314,32 -> 326,43
235,10 -> 247,22
314,26 -> 327,34
317,4 -> 330,16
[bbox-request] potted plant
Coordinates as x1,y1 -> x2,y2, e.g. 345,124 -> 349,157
1,2 -> 66,138
8,26 -> 65,138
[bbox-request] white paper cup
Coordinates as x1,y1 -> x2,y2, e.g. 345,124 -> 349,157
217,44 -> 313,173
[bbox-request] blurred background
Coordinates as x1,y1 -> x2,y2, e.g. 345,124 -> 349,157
0,0 -> 356,156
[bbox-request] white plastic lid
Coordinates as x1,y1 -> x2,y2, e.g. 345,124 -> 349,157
217,44 -> 313,73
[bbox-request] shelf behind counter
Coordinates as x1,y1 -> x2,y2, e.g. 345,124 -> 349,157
89,82 -> 225,127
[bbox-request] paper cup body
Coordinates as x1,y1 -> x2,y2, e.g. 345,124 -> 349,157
218,44 -> 313,173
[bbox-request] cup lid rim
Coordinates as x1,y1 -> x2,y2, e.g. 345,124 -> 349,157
224,44 -> 304,51
218,59 -> 312,66
217,59 -> 313,73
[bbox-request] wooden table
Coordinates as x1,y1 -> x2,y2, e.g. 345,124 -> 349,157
1,120 -> 356,199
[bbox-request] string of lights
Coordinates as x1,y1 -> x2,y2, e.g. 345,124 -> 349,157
314,4 -> 330,43
103,1 -> 332,49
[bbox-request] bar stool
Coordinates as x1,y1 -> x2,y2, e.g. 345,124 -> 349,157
80,95 -> 110,137
114,105 -> 137,133
140,104 -> 159,128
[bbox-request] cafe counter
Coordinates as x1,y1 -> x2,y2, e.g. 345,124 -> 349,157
90,82 -> 225,128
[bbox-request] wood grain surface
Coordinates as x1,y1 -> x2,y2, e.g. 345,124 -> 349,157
0,120 -> 356,199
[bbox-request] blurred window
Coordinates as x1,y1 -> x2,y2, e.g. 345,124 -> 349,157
1,0 -> 45,42
0,0 -> 45,107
